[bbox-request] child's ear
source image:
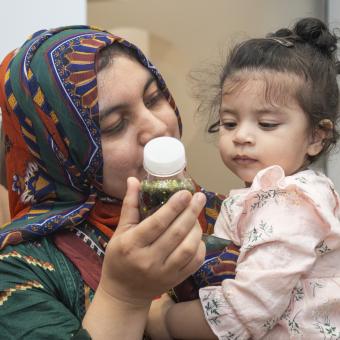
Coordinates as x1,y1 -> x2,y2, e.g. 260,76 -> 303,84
307,119 -> 333,157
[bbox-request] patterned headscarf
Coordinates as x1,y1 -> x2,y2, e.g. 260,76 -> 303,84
0,26 -> 181,250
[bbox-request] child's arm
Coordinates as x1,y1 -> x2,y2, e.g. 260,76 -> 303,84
146,294 -> 173,340
166,299 -> 217,339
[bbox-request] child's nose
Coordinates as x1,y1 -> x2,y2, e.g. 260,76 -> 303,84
232,124 -> 255,145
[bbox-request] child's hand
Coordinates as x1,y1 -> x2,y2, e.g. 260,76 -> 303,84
146,294 -> 174,340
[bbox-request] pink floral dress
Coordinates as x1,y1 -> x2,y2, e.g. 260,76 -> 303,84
199,165 -> 340,339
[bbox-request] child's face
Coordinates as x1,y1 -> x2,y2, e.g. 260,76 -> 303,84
218,72 -> 321,184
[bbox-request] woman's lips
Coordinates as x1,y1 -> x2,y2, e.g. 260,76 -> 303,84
233,155 -> 257,165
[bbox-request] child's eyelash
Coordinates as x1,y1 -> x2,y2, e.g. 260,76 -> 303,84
259,122 -> 280,129
220,122 -> 237,129
218,122 -> 281,130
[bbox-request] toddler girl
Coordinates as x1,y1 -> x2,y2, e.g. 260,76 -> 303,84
159,17 -> 340,339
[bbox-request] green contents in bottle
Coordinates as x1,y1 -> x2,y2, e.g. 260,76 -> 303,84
139,178 -> 195,219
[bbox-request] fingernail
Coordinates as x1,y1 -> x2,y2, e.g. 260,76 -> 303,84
177,190 -> 191,204
193,192 -> 206,206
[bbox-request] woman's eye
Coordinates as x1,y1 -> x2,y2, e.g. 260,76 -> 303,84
102,118 -> 127,136
145,91 -> 164,109
259,122 -> 280,130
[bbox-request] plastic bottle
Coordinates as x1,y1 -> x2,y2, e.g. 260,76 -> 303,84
139,136 -> 195,219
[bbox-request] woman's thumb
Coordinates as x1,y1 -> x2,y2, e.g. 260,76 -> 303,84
115,177 -> 141,235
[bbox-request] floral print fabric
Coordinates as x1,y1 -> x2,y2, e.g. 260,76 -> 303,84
199,165 -> 340,339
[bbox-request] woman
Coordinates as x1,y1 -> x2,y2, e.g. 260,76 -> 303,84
0,26 -> 232,339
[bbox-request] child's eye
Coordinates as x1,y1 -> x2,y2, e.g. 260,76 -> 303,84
145,91 -> 164,109
259,122 -> 280,130
220,121 -> 237,130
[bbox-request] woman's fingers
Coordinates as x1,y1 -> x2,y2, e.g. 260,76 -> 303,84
115,177 -> 141,235
133,190 -> 193,247
103,186 -> 207,300
164,221 -> 204,271
176,240 -> 206,279
117,178 -> 206,254
153,192 -> 206,261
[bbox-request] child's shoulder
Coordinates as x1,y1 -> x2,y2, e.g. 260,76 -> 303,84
251,165 -> 339,213
288,167 -> 336,197
252,165 -> 334,192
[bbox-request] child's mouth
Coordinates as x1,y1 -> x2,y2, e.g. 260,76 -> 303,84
233,155 -> 257,165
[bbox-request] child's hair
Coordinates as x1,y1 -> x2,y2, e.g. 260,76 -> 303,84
206,17 -> 340,163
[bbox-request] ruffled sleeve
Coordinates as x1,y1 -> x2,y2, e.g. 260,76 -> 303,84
199,166 -> 334,339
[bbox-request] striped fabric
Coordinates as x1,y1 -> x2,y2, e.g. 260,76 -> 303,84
0,26 -> 181,249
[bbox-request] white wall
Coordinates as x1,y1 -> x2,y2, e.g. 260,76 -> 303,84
326,0 -> 340,192
0,0 -> 87,62
0,0 -> 86,131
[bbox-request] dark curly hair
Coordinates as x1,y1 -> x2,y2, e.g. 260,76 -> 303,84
204,17 -> 340,163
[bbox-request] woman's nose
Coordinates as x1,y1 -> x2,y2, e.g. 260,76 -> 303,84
138,109 -> 168,145
232,123 -> 255,145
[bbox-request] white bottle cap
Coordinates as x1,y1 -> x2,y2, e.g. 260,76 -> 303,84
143,137 -> 186,176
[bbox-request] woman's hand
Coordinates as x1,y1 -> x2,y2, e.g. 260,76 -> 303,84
100,176 -> 207,305
83,177 -> 206,339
